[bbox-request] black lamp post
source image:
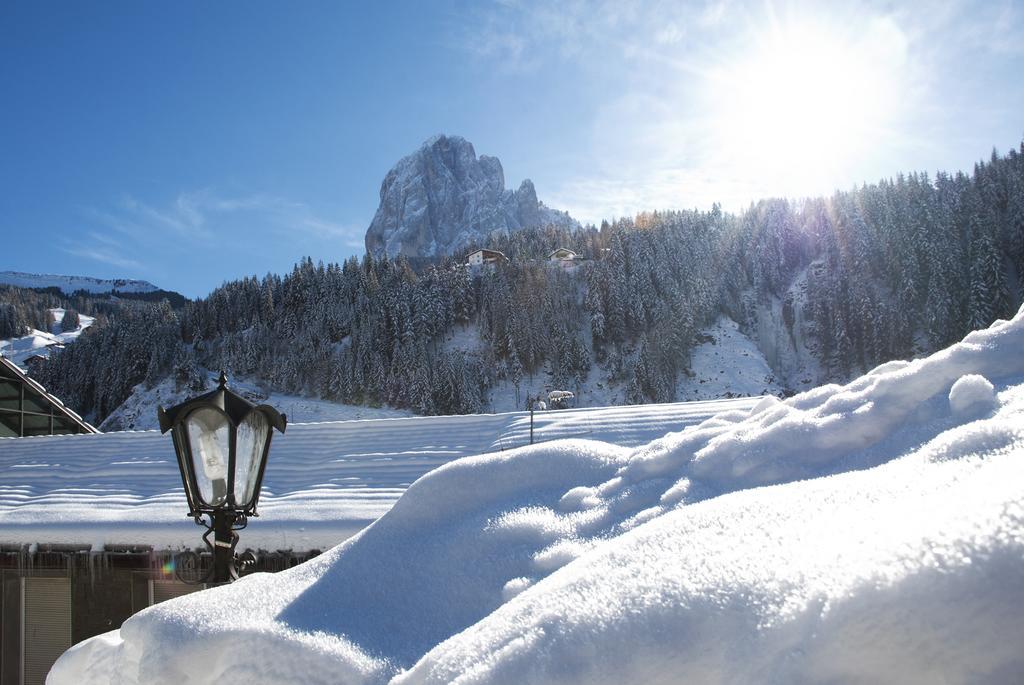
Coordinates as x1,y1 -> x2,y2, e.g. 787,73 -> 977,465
158,372 -> 286,584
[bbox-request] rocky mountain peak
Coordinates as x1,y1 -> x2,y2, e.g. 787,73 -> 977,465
365,135 -> 577,259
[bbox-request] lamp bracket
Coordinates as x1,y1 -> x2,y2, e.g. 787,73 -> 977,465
172,511 -> 251,584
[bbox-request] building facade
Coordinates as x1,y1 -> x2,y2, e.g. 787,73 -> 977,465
0,358 -> 96,438
466,249 -> 507,267
0,546 -> 319,685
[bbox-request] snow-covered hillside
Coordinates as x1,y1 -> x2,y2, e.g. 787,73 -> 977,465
676,315 -> 782,399
0,270 -> 158,294
99,373 -> 413,432
50,305 -> 1024,684
739,261 -> 827,391
479,314 -> 780,413
0,307 -> 94,367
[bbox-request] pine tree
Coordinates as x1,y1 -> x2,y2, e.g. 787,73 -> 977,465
61,309 -> 80,332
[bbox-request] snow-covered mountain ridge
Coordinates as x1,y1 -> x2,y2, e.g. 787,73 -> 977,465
0,270 -> 159,294
365,134 -> 577,258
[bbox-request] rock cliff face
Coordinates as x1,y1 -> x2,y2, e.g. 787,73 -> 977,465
365,135 -> 577,258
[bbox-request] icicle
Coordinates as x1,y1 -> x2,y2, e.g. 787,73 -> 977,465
89,540 -> 104,585
25,542 -> 36,574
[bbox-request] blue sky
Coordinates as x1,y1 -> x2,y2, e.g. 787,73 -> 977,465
2,1 -> 1022,298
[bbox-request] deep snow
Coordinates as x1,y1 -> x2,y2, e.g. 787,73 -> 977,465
49,305 -> 1024,684
1,398 -> 752,551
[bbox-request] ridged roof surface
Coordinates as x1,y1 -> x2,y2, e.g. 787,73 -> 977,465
0,398 -> 756,551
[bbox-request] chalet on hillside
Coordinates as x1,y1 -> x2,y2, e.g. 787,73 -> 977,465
547,247 -> 582,271
466,249 -> 508,267
0,355 -> 97,437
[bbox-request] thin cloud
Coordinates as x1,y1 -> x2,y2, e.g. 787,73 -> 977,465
76,189 -> 357,278
87,189 -> 354,242
120,194 -> 213,241
61,244 -> 144,271
297,216 -> 361,241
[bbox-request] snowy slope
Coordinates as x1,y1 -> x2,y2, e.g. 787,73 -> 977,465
0,270 -> 158,294
485,315 -> 778,413
97,313 -> 775,430
740,262 -> 827,391
99,373 -> 413,432
0,398 -> 754,551
0,307 -> 95,367
676,315 -> 782,400
49,306 -> 1024,684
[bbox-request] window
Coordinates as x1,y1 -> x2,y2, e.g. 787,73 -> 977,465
0,379 -> 19,410
23,387 -> 50,414
22,413 -> 52,437
52,416 -> 78,435
0,411 -> 19,437
22,577 -> 73,685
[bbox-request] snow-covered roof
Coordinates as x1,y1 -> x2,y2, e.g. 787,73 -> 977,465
48,306 -> 1024,685
548,247 -> 577,259
0,398 -> 755,551
466,248 -> 507,260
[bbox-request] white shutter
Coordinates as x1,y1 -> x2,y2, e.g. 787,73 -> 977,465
150,579 -> 204,605
21,577 -> 71,685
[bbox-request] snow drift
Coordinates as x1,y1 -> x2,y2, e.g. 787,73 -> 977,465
50,306 -> 1024,684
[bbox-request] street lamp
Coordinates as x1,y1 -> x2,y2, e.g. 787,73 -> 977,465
158,372 -> 286,583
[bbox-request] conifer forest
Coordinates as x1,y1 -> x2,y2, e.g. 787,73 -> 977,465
17,145 -> 1024,424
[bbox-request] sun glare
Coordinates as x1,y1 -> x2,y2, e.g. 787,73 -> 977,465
711,19 -> 899,196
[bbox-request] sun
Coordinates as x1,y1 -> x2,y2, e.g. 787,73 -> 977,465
709,18 -> 899,196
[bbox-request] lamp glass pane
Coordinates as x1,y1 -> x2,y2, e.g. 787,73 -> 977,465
234,411 -> 268,506
186,408 -> 230,506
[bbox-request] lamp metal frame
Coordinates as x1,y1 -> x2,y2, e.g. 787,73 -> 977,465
158,372 -> 286,583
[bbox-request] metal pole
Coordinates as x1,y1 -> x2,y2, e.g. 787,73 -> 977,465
529,396 -> 534,445
212,512 -> 234,584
